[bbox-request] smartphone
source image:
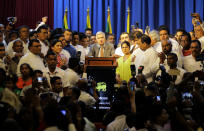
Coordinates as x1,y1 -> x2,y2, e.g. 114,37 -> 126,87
182,92 -> 193,100
130,81 -> 136,91
200,81 -> 204,85
37,77 -> 43,83
130,64 -> 136,76
156,96 -> 161,101
61,110 -> 66,116
138,66 -> 144,74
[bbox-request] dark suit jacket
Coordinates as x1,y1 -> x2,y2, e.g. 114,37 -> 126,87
88,43 -> 115,57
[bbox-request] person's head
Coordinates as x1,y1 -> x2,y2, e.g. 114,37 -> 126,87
37,25 -> 48,41
77,78 -> 88,91
0,24 -> 5,34
50,76 -> 63,93
161,40 -> 172,54
158,25 -> 169,41
12,40 -> 24,53
20,63 -> 33,77
85,28 -> 92,37
121,41 -> 130,55
96,31 -> 106,45
66,87 -> 81,100
8,30 -> 18,42
63,29 -> 72,42
68,58 -> 80,71
0,43 -> 5,59
17,25 -> 29,40
190,40 -> 201,57
120,32 -> 130,43
139,34 -> 151,51
90,35 -> 96,44
175,29 -> 187,43
194,25 -> 204,39
79,33 -> 88,47
130,31 -> 143,45
149,30 -> 160,46
29,31 -> 37,40
50,39 -> 62,54
28,39 -> 41,55
5,75 -> 18,90
106,34 -> 115,45
55,34 -> 67,48
150,104 -> 169,126
33,70 -> 43,79
167,53 -> 178,68
180,32 -> 191,50
46,52 -> 57,69
72,32 -> 80,46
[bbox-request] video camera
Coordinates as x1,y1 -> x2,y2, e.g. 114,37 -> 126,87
7,17 -> 17,26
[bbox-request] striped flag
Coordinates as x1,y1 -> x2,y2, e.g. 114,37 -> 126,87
63,8 -> 68,29
105,7 -> 112,34
86,7 -> 91,28
127,7 -> 130,33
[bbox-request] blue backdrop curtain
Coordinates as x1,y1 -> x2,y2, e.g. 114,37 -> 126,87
54,0 -> 204,44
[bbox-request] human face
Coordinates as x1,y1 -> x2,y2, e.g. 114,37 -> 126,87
58,36 -> 67,48
80,38 -> 88,47
162,40 -> 172,54
107,35 -> 115,45
29,42 -> 41,55
0,46 -> 5,59
64,31 -> 72,42
159,109 -> 169,124
9,33 -> 18,42
29,33 -> 37,40
175,31 -> 183,42
13,41 -> 24,53
90,36 -> 96,44
190,42 -> 201,57
73,35 -> 79,45
85,30 -> 92,37
20,64 -> 30,76
121,43 -> 130,55
46,55 -> 57,68
120,34 -> 130,43
180,35 -> 189,49
51,42 -> 62,54
159,30 -> 169,41
37,29 -> 48,41
19,27 -> 29,40
167,55 -> 176,67
96,34 -> 106,45
194,25 -> 204,39
53,79 -> 63,93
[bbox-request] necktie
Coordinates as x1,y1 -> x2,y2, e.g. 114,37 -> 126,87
100,46 -> 104,57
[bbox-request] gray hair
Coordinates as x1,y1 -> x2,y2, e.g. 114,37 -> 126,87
96,31 -> 105,39
149,30 -> 160,42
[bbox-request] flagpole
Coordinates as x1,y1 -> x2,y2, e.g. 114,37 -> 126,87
127,7 -> 130,33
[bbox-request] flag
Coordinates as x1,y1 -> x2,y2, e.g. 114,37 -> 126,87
105,7 -> 112,34
63,8 -> 68,29
127,7 -> 130,33
86,7 -> 91,28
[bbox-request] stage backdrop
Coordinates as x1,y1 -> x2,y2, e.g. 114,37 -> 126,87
54,0 -> 204,43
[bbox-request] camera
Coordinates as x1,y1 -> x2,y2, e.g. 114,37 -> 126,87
182,92 -> 193,100
7,17 -> 17,26
130,81 -> 136,91
138,65 -> 144,74
61,110 -> 66,116
130,64 -> 136,76
156,96 -> 161,101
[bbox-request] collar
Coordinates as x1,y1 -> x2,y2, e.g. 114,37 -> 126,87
46,67 -> 59,75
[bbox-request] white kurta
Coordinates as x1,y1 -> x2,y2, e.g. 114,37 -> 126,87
183,55 -> 202,72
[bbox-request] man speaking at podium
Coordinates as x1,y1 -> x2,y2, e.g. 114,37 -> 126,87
88,31 -> 115,57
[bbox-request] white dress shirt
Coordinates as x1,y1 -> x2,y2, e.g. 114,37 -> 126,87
78,91 -> 96,106
17,52 -> 45,76
39,39 -> 49,56
106,115 -> 128,131
65,68 -> 80,87
183,55 -> 202,72
7,38 -> 28,56
133,47 -> 159,82
198,36 -> 204,51
43,67 -> 70,88
60,49 -> 71,64
84,46 -> 90,56
72,44 -> 86,63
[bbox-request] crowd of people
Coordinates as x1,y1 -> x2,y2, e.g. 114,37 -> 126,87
0,12 -> 204,131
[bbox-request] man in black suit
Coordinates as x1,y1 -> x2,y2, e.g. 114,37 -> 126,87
88,31 -> 115,57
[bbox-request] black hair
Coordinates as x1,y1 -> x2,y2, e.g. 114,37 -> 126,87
68,58 -> 80,69
17,25 -> 29,33
130,31 -> 143,40
167,53 -> 178,61
120,32 -> 129,38
28,39 -> 40,48
121,41 -> 130,48
50,39 -> 61,47
29,31 -> 37,38
33,70 -> 43,76
85,28 -> 92,32
191,40 -> 201,48
13,39 -> 23,47
50,76 -> 61,85
8,30 -> 18,39
63,29 -> 72,34
0,43 -> 5,48
79,33 -> 87,41
158,25 -> 170,35
37,25 -> 48,33
53,34 -> 64,40
20,63 -> 34,77
106,33 -> 115,40
183,32 -> 192,45
141,34 -> 151,45
175,28 -> 187,35
72,31 -> 79,38
45,51 -> 57,60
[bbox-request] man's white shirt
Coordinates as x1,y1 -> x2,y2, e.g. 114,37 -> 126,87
39,39 -> 49,56
17,52 -> 45,76
65,68 -> 80,87
183,55 -> 202,72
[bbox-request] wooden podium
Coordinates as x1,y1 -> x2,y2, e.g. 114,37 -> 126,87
85,57 -> 117,67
